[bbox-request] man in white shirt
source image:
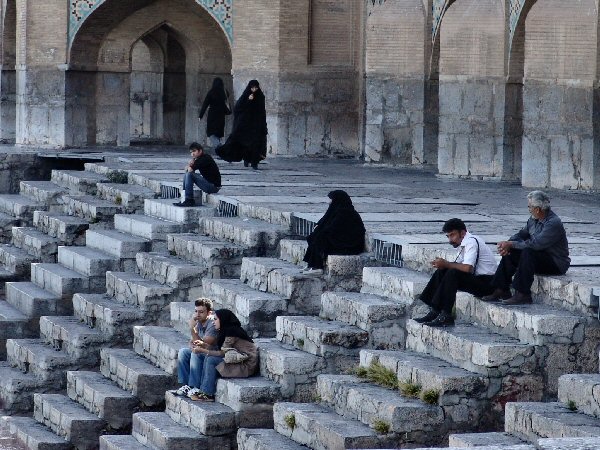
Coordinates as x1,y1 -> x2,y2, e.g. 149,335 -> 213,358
414,218 -> 497,327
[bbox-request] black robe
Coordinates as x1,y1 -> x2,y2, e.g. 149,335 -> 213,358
216,80 -> 267,166
199,78 -> 231,138
303,190 -> 366,270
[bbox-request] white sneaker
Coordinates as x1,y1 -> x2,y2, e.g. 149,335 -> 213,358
187,388 -> 201,399
174,385 -> 191,396
303,268 -> 323,275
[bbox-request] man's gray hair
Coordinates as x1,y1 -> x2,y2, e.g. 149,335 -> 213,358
527,190 -> 550,210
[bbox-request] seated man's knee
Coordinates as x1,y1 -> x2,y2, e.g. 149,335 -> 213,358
178,347 -> 190,360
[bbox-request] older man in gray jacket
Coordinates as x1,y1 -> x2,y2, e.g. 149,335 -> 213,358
483,190 -> 570,305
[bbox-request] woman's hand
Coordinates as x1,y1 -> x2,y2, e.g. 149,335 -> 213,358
249,94 -> 254,100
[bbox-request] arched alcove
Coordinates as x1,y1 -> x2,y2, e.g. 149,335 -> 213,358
0,0 -> 17,142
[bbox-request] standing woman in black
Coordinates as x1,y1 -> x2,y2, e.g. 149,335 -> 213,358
199,77 -> 231,148
216,80 -> 267,169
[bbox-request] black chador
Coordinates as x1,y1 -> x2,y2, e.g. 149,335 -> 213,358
199,77 -> 231,139
303,190 -> 366,270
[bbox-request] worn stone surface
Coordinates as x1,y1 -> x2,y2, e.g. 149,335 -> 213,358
0,362 -> 46,414
30,263 -> 92,298
100,434 -> 147,450
105,271 -> 177,313
5,281 -> 70,317
135,252 -> 205,289
57,245 -> 121,277
62,194 -> 124,222
165,391 -> 237,436
114,213 -> 182,241
449,431 -> 526,447
361,266 -> 428,302
538,437 -> 600,450
19,180 -> 67,212
1,416 -> 71,450
132,326 -> 187,375
100,348 -> 176,407
0,194 -> 44,220
144,198 -> 214,225
97,182 -> 157,213
38,315 -> 105,363
51,170 -> 109,195
11,227 -> 59,262
558,373 -> 600,418
86,229 -> 151,260
237,428 -> 306,450
32,211 -> 88,246
320,291 -> 407,349
0,243 -> 36,276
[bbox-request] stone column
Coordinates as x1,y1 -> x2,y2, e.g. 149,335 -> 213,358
521,0 -> 599,189
95,71 -> 130,147
0,66 -> 16,143
437,0 -> 507,179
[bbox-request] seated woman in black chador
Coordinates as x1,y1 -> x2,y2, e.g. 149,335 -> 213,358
216,80 -> 267,169
302,190 -> 366,275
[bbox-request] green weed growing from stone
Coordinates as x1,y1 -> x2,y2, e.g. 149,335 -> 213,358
372,420 -> 390,434
421,389 -> 440,405
398,381 -> 421,398
567,400 -> 577,411
107,170 -> 129,184
296,338 -> 304,347
114,195 -> 122,205
354,362 -> 397,390
284,414 -> 296,430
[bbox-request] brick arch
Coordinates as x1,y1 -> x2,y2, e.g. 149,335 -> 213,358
508,0 -> 536,81
1,0 -> 16,67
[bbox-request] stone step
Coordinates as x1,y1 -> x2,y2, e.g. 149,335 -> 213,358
100,434 -> 150,450
276,315 -> 368,364
360,349 -> 490,407
86,228 -> 152,261
0,194 -> 45,220
538,437 -> 600,449
62,194 -> 124,223
505,402 -> 600,441
51,169 -> 109,195
0,298 -> 37,340
57,245 -> 121,277
240,257 -> 323,315
317,374 -> 445,436
144,198 -> 215,226
11,227 -> 60,262
558,373 -> 600,418
0,243 -> 37,276
6,338 -> 75,383
66,370 -> 139,431
200,216 -> 288,256
278,238 -> 308,265
449,431 -> 528,447
203,278 -> 290,338
136,252 -> 205,289
256,338 -> 327,401
30,262 -> 96,298
215,377 -> 282,428
132,411 -> 231,450
19,180 -> 68,211
165,390 -> 237,436
1,415 -> 71,450
455,292 -> 589,346
237,428 -> 307,450
361,266 -> 430,302
169,302 -> 195,337
133,326 -> 187,375
73,293 -> 148,344
33,211 -> 89,246
39,315 -> 106,363
97,182 -> 157,213
167,233 -> 245,278
114,213 -> 182,242
320,291 -> 408,349
406,319 -> 540,377
0,210 -> 21,242
6,281 -> 72,317
273,402 -> 404,449
0,362 -> 45,414
34,393 -> 106,449
100,348 -> 176,407
106,271 -> 177,313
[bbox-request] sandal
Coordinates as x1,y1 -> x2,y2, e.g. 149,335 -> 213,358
190,392 -> 215,402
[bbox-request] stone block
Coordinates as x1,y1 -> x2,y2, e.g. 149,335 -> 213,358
0,362 -> 44,414
6,281 -> 70,318
317,374 -> 444,435
96,182 -> 157,213
19,180 -> 67,212
320,291 -> 407,349
257,338 -> 328,401
105,271 -> 176,313
62,194 -> 124,222
144,198 -> 214,225
202,278 -> 289,337
132,326 -> 187,375
361,266 -> 428,302
1,415 -> 71,450
558,373 -> 600,418
114,213 -> 182,241
33,211 -> 88,246
215,377 -> 281,428
38,316 -> 105,363
100,434 -> 147,450
237,428 -> 306,450
100,348 -> 176,407
538,437 -> 600,450
85,229 -> 151,259
51,169 -> 109,195
273,402 -> 402,449
132,412 -> 231,450
240,257 -> 323,315
57,245 -> 121,277
11,227 -> 59,262
449,432 -> 526,447
33,393 -> 106,450
135,252 -> 204,289
165,391 -> 236,436
0,243 -> 36,276
0,194 -> 44,220
505,402 -> 600,441
66,370 -> 138,431
30,263 -> 92,298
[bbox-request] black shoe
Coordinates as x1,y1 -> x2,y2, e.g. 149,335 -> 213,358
481,288 -> 511,302
243,161 -> 249,167
414,309 -> 439,324
173,199 -> 195,207
502,291 -> 532,305
427,311 -> 455,327
251,163 -> 259,170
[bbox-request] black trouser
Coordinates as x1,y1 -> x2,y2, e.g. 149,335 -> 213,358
420,269 -> 494,314
491,248 -> 562,295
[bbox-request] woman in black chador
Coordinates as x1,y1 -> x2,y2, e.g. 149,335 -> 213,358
302,190 -> 366,275
216,80 -> 267,169
199,77 -> 231,148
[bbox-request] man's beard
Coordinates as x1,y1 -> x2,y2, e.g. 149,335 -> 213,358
451,243 -> 460,248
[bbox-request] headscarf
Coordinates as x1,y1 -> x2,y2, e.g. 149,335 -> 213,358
312,190 -> 365,252
208,77 -> 227,103
215,309 -> 253,348
317,190 -> 354,227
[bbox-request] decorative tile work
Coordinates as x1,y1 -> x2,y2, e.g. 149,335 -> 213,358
432,0 -> 450,43
68,0 -> 233,47
509,0 -> 525,44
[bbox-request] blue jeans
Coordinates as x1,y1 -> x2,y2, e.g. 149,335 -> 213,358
200,355 -> 224,395
183,171 -> 219,200
208,135 -> 222,148
177,347 -> 205,388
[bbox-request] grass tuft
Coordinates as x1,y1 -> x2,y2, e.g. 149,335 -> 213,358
114,195 -> 122,205
421,389 -> 440,405
296,338 -> 304,347
284,414 -> 296,429
353,362 -> 397,390
107,170 -> 129,184
398,381 -> 422,398
567,400 -> 577,411
372,420 -> 390,434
